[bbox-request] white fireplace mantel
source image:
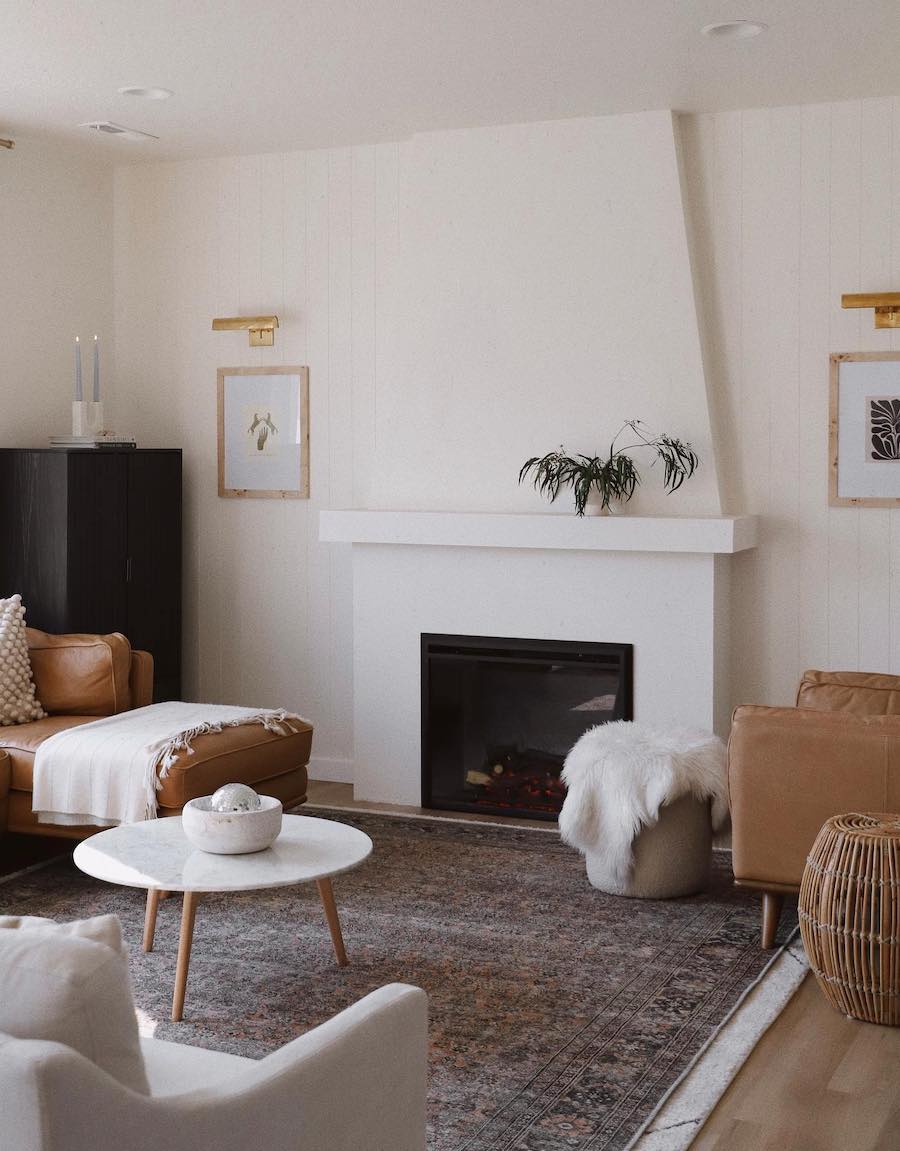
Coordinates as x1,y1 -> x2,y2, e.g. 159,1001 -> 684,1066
320,510 -> 757,554
320,508 -> 756,806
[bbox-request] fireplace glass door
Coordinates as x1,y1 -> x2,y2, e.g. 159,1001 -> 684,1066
422,634 -> 633,820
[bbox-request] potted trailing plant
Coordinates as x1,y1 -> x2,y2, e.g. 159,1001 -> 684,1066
519,420 -> 700,516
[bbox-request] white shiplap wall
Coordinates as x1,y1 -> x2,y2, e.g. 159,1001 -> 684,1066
1,145 -> 114,447
114,112 -> 720,778
114,147 -> 395,777
115,98 -> 900,774
680,99 -> 900,707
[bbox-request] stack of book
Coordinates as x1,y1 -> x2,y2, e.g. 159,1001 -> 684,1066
49,433 -> 136,449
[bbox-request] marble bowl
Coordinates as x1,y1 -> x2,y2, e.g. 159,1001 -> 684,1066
182,794 -> 283,855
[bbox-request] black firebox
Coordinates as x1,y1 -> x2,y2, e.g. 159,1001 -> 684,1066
421,633 -> 633,821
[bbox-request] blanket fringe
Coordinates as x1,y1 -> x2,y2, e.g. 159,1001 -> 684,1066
155,710 -> 303,779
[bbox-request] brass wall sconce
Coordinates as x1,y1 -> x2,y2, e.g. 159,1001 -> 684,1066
212,315 -> 279,347
841,293 -> 900,329
0,139 -> 14,150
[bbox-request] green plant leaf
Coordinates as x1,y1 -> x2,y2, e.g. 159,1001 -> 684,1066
519,425 -> 699,510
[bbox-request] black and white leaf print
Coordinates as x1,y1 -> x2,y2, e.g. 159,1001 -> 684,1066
869,397 -> 900,461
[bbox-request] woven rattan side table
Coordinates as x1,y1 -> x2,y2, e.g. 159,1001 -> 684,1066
799,812 -> 900,1026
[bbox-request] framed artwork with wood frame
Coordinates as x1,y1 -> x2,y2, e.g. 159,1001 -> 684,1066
830,352 -> 900,507
217,366 -> 310,499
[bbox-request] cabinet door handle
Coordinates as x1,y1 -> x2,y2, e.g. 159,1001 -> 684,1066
125,557 -> 133,582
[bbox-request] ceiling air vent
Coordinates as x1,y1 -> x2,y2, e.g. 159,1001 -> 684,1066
79,121 -> 159,142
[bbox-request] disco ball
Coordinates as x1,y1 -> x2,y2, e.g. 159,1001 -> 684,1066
210,783 -> 262,813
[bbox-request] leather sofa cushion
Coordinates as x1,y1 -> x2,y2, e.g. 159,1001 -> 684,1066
4,714 -> 313,805
26,630 -> 132,716
1,717 -> 99,790
796,669 -> 900,716
156,720 -> 313,808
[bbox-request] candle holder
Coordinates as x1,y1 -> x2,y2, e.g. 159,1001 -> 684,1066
71,401 -> 88,437
71,401 -> 104,438
87,401 -> 104,435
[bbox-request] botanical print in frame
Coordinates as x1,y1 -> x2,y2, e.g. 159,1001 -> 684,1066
867,397 -> 900,461
217,366 -> 310,498
829,353 -> 900,507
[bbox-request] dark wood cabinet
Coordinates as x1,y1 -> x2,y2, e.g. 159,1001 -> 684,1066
0,449 -> 182,700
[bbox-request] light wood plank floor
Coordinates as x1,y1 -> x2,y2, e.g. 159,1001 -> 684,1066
307,780 -> 900,1151
692,976 -> 900,1151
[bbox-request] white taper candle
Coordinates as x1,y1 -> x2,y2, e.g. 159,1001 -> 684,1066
92,335 -> 100,402
74,336 -> 83,401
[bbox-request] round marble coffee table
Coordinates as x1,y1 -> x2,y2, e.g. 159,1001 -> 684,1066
73,814 -> 372,1022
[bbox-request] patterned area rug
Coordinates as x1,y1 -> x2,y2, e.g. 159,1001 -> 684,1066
0,811 -> 797,1150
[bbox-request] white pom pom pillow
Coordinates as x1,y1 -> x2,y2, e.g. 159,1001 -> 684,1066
0,594 -> 45,726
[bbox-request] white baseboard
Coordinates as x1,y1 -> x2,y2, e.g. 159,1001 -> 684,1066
307,756 -> 354,785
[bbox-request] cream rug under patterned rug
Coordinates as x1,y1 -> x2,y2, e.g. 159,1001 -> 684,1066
0,811 -> 803,1150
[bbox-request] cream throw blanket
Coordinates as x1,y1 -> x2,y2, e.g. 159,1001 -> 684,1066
32,703 -> 306,827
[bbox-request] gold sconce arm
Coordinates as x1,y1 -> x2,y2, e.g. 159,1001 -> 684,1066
0,139 -> 15,150
842,293 -> 900,329
212,315 -> 279,346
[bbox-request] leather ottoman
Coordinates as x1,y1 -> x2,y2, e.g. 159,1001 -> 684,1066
4,716 -> 312,838
155,719 -> 312,818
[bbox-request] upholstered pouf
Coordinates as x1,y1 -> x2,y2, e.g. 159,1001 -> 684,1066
559,721 -> 727,900
799,812 -> 900,1026
585,795 -> 713,898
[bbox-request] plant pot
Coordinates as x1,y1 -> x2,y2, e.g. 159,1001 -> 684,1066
583,492 -> 617,516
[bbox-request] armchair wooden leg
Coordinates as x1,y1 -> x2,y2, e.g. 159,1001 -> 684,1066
761,892 -> 784,949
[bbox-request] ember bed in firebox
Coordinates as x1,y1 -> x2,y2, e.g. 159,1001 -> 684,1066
421,633 -> 633,820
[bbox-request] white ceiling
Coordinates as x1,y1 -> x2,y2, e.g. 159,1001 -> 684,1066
3,0 -> 900,162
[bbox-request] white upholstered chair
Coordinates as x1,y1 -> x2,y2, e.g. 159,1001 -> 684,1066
0,983 -> 428,1151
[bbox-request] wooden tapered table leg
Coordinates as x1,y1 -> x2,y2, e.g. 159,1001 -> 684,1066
143,888 -> 161,952
172,891 -> 199,1022
316,878 -> 348,967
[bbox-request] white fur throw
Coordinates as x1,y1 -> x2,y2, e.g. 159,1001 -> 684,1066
559,721 -> 727,886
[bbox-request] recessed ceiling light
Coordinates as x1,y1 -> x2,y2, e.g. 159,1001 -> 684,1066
117,86 -> 173,100
701,19 -> 768,39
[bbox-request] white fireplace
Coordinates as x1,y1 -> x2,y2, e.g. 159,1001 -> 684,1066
320,510 -> 757,806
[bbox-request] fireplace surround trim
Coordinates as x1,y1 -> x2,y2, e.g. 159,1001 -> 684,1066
320,509 -> 757,554
321,511 -> 754,806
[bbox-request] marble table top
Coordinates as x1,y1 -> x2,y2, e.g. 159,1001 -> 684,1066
73,814 -> 373,893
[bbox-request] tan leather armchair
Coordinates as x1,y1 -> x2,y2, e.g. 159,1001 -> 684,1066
1,629 -> 311,839
729,670 -> 900,948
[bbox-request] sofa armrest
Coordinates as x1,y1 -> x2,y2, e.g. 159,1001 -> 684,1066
728,704 -> 900,889
129,651 -> 154,709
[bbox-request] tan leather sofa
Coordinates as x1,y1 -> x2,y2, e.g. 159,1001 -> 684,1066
0,629 -> 312,839
729,669 -> 900,948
